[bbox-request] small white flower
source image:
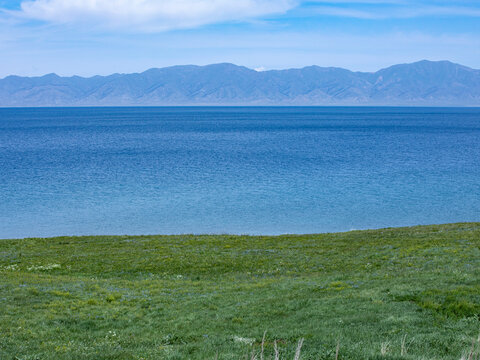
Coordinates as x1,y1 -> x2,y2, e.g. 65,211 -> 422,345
27,264 -> 61,271
106,330 -> 117,339
233,336 -> 255,346
3,264 -> 19,271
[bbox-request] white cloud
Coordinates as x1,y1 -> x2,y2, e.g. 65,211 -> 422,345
2,0 -> 480,33
311,4 -> 480,19
16,0 -> 297,31
305,0 -> 480,19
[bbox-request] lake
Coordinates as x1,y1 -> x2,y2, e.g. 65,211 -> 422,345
1,107 -> 479,238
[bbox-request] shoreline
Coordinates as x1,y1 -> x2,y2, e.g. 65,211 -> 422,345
2,221 -> 479,241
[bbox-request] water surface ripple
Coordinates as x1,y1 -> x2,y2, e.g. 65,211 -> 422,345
1,107 -> 479,238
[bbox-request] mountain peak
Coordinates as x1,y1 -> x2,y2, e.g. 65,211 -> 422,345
41,73 -> 60,79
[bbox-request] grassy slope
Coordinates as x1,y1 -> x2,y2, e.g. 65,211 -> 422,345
0,223 -> 479,359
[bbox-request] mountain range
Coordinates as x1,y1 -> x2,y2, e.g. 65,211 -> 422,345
1,60 -> 480,106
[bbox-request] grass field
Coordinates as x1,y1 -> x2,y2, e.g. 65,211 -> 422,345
1,223 -> 479,359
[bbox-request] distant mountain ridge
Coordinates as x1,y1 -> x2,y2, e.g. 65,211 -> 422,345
1,60 -> 480,106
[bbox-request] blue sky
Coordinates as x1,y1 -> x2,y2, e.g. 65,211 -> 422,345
1,0 -> 479,77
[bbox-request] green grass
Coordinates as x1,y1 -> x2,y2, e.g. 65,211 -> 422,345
0,223 -> 479,359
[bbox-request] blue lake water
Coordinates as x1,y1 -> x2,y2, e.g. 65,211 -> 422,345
1,107 -> 479,239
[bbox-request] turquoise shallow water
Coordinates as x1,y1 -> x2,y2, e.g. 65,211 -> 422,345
1,107 -> 479,238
